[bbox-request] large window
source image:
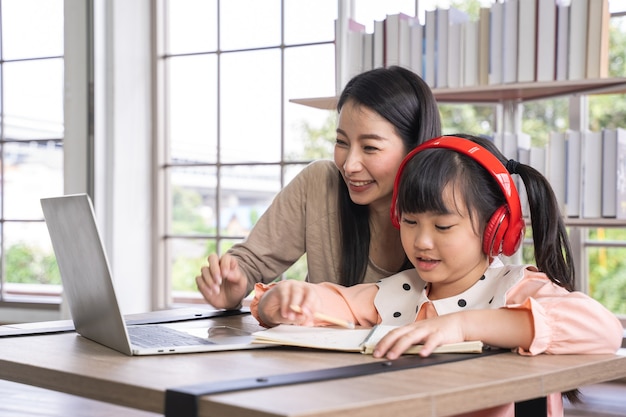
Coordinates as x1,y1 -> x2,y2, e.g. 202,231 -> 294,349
158,0 -> 338,302
0,0 -> 64,306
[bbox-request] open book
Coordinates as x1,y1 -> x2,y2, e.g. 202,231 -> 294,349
252,324 -> 483,355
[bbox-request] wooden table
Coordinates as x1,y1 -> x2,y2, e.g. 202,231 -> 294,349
1,312 -> 625,417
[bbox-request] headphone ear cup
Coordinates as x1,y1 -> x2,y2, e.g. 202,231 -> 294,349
483,205 -> 509,257
502,217 -> 526,256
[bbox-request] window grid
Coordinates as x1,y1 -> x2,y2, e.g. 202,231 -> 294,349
158,0 -> 337,303
0,0 -> 64,304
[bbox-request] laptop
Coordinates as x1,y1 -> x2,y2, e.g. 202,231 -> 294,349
40,193 -> 267,356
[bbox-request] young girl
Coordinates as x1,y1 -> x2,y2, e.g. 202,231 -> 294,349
250,134 -> 623,417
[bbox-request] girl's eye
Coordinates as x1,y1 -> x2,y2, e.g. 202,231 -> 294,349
401,217 -> 417,225
435,224 -> 453,231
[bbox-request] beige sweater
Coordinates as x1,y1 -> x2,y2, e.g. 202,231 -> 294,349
228,160 -> 397,294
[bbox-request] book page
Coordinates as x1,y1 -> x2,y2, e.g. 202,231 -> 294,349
253,324 -> 483,355
252,325 -> 371,352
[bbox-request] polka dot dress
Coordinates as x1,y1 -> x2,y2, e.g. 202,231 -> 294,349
373,263 -> 526,326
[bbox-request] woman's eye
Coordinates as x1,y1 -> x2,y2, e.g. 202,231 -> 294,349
335,138 -> 348,147
364,145 -> 379,152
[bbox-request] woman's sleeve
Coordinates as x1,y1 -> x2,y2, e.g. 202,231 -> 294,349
228,161 -> 333,294
250,281 -> 381,328
504,272 -> 623,356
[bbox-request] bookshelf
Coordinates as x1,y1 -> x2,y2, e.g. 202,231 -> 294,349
295,0 -> 626,231
290,78 -> 626,230
290,73 -> 626,300
313,0 -> 626,298
290,77 -> 626,109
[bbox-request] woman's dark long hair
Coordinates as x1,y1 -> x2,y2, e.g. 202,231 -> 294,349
335,66 -> 442,286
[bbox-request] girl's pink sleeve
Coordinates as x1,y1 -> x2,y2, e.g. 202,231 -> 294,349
249,282 -> 279,328
250,281 -> 381,328
504,272 -> 623,356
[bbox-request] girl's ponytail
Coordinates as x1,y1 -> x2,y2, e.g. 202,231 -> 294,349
515,164 -> 575,291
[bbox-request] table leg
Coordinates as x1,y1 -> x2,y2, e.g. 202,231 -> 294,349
514,397 -> 547,417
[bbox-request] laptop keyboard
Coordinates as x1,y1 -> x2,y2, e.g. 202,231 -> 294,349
128,325 -> 215,348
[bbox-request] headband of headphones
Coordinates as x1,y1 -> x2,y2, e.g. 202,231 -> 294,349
390,135 -> 525,256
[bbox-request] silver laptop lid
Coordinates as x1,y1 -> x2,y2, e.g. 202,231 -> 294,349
41,194 -> 133,355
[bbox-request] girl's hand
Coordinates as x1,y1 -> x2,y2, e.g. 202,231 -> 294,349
257,280 -> 323,327
372,309 -> 533,359
372,313 -> 466,360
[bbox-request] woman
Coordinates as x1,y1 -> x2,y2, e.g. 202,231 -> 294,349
196,66 -> 442,310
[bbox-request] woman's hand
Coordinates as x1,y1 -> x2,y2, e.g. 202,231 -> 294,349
257,280 -> 323,327
196,253 -> 249,310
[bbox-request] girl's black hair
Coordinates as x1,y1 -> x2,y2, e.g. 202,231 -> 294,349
335,66 -> 442,286
396,133 -> 575,291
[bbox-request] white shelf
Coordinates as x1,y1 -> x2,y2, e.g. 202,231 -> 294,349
290,78 -> 626,109
563,218 -> 626,228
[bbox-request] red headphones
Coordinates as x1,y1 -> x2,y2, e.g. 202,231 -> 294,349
391,136 -> 525,257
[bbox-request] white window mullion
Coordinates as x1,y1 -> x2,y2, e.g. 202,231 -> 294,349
93,0 -> 155,314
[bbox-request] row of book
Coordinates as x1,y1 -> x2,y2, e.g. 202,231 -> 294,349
497,128 -> 626,220
336,0 -> 610,91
